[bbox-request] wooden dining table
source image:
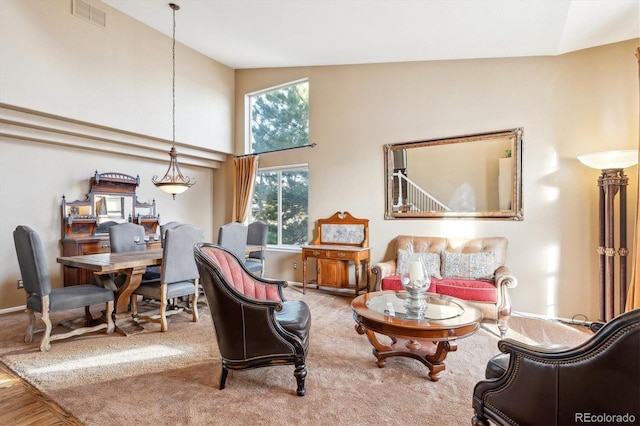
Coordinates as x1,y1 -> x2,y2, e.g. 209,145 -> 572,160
57,249 -> 163,335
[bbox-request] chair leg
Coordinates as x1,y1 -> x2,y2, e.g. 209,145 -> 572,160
24,308 -> 36,344
191,280 -> 200,323
294,359 -> 307,397
84,306 -> 92,325
105,300 -> 115,334
219,365 -> 229,390
160,284 -> 168,332
472,415 -> 490,426
39,297 -> 52,352
498,320 -> 508,338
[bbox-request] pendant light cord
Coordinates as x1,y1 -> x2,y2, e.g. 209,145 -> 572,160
172,4 -> 177,147
152,3 -> 195,198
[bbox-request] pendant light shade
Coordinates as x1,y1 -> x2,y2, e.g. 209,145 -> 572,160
153,146 -> 193,198
152,2 -> 195,199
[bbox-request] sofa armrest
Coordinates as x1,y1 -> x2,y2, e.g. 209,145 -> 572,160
494,265 -> 517,289
493,265 -> 517,326
371,259 -> 396,291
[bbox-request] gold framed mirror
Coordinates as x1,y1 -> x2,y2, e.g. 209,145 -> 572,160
95,195 -> 133,220
384,128 -> 523,220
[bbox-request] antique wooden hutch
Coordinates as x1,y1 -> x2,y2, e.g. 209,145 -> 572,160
301,211 -> 370,295
60,171 -> 160,286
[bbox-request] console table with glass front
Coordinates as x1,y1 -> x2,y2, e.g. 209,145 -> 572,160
352,290 -> 482,381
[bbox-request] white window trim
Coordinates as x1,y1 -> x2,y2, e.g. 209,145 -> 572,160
244,78 -> 309,155
250,163 -> 309,248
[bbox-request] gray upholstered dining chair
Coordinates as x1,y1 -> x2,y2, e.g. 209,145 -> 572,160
131,224 -> 203,331
13,225 -> 115,351
160,221 -> 183,247
109,222 -> 160,283
217,222 -> 248,262
246,221 -> 268,277
108,222 -> 147,252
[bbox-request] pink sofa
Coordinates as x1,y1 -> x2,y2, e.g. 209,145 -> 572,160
371,235 -> 517,336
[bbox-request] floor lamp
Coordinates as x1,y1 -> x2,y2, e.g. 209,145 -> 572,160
578,149 -> 639,321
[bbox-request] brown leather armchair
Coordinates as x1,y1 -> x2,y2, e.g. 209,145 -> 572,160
472,308 -> 640,426
194,243 -> 311,396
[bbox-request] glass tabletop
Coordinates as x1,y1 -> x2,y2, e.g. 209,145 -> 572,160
365,292 -> 465,321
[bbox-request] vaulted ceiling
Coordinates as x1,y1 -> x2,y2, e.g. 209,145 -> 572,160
102,0 -> 639,69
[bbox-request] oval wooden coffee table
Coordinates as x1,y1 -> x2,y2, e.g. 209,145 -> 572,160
352,290 -> 482,381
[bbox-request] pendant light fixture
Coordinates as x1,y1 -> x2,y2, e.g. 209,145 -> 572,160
152,2 -> 195,199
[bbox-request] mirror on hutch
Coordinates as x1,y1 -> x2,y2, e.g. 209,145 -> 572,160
384,128 -> 523,220
61,171 -> 161,286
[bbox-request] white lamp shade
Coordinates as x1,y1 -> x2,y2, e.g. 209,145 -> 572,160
577,149 -> 639,170
157,183 -> 190,196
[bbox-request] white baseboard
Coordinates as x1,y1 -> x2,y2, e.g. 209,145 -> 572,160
0,305 -> 26,315
512,310 -> 597,326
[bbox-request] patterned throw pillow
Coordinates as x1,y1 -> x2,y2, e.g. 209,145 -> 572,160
397,248 -> 443,280
441,251 -> 495,280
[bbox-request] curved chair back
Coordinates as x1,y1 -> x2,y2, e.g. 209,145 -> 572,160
194,243 -> 310,396
197,246 -> 287,357
246,221 -> 268,276
217,222 -> 248,262
109,222 -> 146,252
198,245 -> 281,301
247,221 -> 268,261
162,224 -> 201,284
13,225 -> 51,297
472,308 -> 640,425
160,221 -> 183,246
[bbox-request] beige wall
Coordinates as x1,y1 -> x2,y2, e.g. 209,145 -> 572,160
1,0 -> 638,321
0,0 -> 234,310
0,0 -> 232,151
233,39 -> 640,320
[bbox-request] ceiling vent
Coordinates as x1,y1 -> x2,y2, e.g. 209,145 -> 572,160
72,0 -> 106,28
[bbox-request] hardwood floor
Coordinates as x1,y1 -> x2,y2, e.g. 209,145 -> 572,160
0,361 -> 82,426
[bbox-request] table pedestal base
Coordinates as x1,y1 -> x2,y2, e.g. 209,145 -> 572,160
355,324 -> 457,382
112,312 -> 145,336
96,266 -> 148,336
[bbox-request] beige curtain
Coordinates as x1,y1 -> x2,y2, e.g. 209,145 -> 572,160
232,155 -> 259,223
625,47 -> 640,312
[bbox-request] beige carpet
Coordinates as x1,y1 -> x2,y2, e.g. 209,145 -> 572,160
0,288 -> 591,426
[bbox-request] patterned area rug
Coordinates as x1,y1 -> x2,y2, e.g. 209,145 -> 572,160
0,288 -> 591,425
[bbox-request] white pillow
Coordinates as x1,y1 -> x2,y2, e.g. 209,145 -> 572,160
397,249 -> 443,280
441,251 -> 495,280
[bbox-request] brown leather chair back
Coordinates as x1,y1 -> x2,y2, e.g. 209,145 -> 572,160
472,308 -> 640,425
194,243 -> 310,396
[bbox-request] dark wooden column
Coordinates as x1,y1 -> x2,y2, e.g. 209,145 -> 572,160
597,169 -> 629,321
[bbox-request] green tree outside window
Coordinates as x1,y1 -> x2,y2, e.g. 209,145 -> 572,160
249,81 -> 309,246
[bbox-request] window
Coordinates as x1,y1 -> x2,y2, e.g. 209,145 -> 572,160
247,80 -> 310,247
248,79 -> 309,154
251,165 -> 309,247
